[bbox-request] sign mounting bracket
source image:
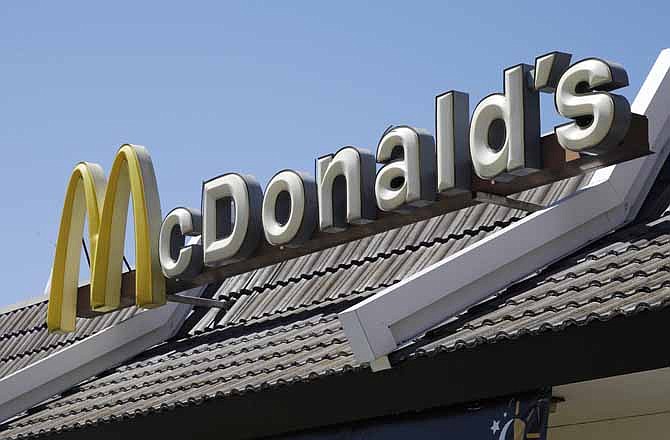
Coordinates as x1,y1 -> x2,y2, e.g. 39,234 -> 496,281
473,192 -> 545,213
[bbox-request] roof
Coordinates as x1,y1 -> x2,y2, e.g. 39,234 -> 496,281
3,169 -> 670,438
5,172 -> 670,438
400,212 -> 670,358
0,298 -> 138,381
188,175 -> 587,334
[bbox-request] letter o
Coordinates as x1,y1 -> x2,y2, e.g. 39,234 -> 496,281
262,170 -> 316,247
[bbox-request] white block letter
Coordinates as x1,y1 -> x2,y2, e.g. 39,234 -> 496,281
375,126 -> 436,212
159,207 -> 203,279
470,64 -> 541,181
202,173 -> 263,266
262,170 -> 317,247
316,147 -> 376,232
555,58 -> 631,154
435,91 -> 471,192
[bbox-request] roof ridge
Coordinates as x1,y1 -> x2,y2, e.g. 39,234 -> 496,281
0,297 -> 46,318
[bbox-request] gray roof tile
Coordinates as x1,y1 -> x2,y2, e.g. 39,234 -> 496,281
403,219 -> 670,358
196,175 -> 587,334
5,208 -> 670,438
3,205 -> 670,438
0,300 -> 139,380
2,314 -> 357,438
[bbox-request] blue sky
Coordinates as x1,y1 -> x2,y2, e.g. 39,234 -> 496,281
1,1 -> 668,306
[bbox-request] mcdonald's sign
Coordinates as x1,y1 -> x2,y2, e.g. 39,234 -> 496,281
46,144 -> 165,332
46,51 -> 650,333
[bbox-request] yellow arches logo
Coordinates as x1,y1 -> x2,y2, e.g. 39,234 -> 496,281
46,144 -> 165,332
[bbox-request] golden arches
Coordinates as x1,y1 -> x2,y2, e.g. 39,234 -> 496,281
46,145 -> 165,332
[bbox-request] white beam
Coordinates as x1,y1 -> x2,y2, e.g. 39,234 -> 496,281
0,286 -> 204,423
340,49 -> 670,365
0,237 -> 208,423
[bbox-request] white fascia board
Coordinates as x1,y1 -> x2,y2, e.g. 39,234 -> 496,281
0,286 -> 203,423
340,49 -> 670,365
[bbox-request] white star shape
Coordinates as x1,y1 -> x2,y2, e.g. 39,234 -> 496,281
491,420 -> 500,435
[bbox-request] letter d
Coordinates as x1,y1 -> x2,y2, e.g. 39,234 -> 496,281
470,64 -> 541,181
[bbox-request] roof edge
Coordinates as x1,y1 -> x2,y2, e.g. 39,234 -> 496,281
0,296 -> 47,316
9,304 -> 670,440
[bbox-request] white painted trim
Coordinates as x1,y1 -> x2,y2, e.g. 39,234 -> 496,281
340,49 -> 670,365
0,286 -> 203,423
0,236 -> 206,423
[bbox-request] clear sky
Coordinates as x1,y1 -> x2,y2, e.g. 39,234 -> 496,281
0,1 -> 668,307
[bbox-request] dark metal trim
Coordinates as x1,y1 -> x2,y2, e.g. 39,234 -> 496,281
166,294 -> 230,310
473,192 -> 545,213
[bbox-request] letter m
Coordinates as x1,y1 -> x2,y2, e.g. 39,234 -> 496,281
46,144 -> 165,332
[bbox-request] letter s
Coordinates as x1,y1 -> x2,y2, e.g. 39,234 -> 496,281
555,58 -> 631,154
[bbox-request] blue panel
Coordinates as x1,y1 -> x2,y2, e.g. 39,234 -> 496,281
275,390 -> 551,440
